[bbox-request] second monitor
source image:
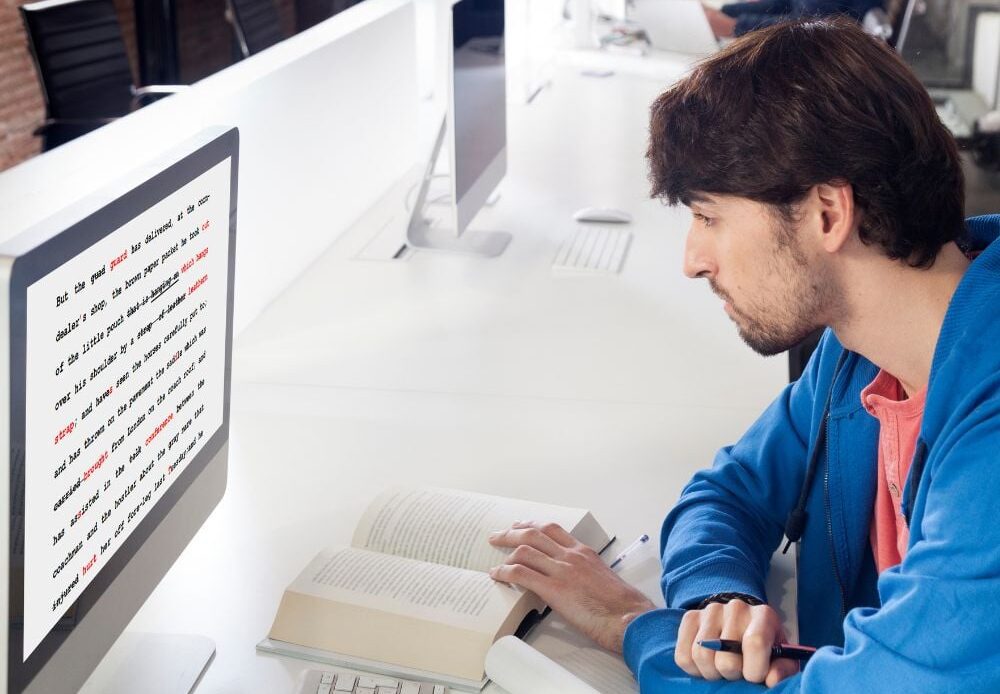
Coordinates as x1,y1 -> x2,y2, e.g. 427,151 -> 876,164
407,0 -> 512,257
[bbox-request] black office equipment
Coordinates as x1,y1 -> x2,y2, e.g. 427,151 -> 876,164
886,0 -> 917,50
226,0 -> 286,59
295,0 -> 365,31
19,0 -> 185,152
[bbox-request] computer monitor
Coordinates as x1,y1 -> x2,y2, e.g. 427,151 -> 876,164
0,127 -> 238,694
407,0 -> 512,256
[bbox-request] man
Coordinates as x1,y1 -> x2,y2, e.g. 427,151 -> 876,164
704,1 -> 881,38
487,18 -> 1000,691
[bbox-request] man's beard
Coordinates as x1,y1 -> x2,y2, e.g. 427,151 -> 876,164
710,224 -> 839,357
727,290 -> 823,357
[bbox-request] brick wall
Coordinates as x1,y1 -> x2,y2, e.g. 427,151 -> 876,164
0,0 -> 136,171
0,0 -> 46,170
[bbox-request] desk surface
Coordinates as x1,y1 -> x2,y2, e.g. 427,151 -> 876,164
123,60 -> 788,693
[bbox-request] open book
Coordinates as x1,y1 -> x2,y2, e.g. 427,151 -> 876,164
258,486 -> 612,690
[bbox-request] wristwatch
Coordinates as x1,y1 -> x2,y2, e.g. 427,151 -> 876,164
696,592 -> 765,610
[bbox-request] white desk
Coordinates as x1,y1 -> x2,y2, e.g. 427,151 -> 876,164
122,62 -> 789,693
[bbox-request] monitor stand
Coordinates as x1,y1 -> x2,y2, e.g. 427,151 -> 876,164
407,219 -> 511,257
78,632 -> 215,694
405,116 -> 511,257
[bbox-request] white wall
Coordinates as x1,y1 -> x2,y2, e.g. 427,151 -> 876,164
974,12 -> 1000,109
0,0 -> 419,335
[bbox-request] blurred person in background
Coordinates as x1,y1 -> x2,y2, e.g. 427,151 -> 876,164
704,0 -> 883,37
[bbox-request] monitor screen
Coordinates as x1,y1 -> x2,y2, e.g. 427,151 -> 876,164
451,0 -> 506,231
4,128 -> 238,692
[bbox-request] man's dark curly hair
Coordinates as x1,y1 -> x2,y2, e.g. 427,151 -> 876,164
647,17 -> 965,268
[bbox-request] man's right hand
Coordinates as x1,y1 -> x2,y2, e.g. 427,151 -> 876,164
675,600 -> 799,688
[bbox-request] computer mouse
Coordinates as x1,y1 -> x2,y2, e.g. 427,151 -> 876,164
572,207 -> 633,223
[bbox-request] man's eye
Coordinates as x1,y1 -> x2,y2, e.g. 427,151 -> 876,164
693,213 -> 714,227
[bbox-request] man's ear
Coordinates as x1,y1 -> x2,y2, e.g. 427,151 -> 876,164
812,181 -> 855,254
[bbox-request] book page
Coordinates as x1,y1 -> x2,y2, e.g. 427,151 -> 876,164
551,648 -> 638,693
485,636 -> 602,694
286,547 -> 533,631
270,547 -> 545,682
351,487 -> 610,573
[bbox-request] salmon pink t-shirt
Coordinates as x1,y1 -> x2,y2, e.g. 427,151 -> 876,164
860,369 -> 927,573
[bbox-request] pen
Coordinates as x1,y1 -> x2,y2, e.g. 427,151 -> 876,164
608,533 -> 649,570
697,639 -> 817,661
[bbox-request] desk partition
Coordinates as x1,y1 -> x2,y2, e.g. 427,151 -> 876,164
0,0 -> 420,336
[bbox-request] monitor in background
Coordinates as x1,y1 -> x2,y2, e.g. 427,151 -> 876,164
631,0 -> 719,56
0,127 -> 238,694
407,0 -> 512,257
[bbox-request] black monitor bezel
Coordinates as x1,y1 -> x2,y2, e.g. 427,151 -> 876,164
6,128 -> 239,692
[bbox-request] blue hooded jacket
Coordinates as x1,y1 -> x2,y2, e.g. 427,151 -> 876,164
622,215 -> 1000,691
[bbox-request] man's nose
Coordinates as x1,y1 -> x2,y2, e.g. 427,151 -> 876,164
683,224 -> 717,279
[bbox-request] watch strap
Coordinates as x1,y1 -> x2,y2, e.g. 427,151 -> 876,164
696,592 -> 765,610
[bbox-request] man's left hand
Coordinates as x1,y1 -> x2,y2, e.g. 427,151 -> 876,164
487,521 -> 656,653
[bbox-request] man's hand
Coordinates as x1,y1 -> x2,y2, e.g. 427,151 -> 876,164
487,521 -> 656,653
703,5 -> 737,38
675,600 -> 799,687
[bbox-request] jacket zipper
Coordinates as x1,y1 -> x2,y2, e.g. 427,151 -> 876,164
823,413 -> 848,618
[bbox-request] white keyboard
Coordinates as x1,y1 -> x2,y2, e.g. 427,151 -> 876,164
296,668 -> 448,694
553,225 -> 632,274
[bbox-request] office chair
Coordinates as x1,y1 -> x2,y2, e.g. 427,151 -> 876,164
787,328 -> 825,383
296,0 -> 363,31
225,0 -> 285,59
19,0 -> 185,152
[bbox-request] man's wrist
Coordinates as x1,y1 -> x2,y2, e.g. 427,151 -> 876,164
696,592 -> 765,610
613,599 -> 658,653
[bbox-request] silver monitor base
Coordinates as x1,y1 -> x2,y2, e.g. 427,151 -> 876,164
407,223 -> 511,257
406,115 -> 511,258
77,632 -> 215,694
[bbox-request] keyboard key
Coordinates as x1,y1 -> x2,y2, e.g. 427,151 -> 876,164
334,674 -> 356,692
356,688 -> 376,694
376,687 -> 397,694
358,676 -> 380,689
321,673 -> 335,685
317,685 -> 332,694
400,683 -> 421,694
432,686 -> 446,694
